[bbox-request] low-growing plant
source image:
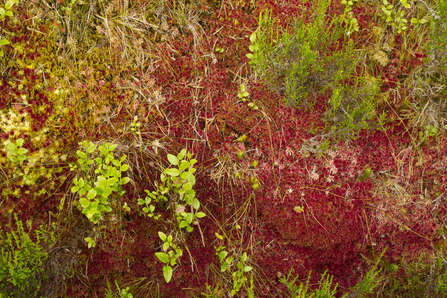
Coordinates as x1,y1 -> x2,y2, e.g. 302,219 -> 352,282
247,0 -> 357,109
0,214 -> 54,297
6,138 -> 28,166
70,141 -> 131,224
105,280 -> 134,298
138,149 -> 206,282
341,0 -> 360,33
237,83 -> 258,110
155,232 -> 183,283
380,0 -> 411,34
247,0 -> 385,143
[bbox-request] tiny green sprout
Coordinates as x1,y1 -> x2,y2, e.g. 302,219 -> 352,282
237,84 -> 250,100
123,202 -> 130,212
359,167 -> 372,181
85,237 -> 96,249
400,0 -> 410,9
249,177 -> 259,191
131,116 -> 141,135
294,206 -> 304,213
215,44 -> 224,53
251,160 -> 258,168
237,134 -> 247,142
236,150 -> 244,159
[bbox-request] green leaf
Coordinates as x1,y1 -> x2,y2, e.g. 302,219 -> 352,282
221,261 -> 230,272
119,177 -> 130,185
71,186 -> 79,193
156,252 -> 169,264
188,174 -> 196,185
86,144 -> 97,153
102,186 -> 113,198
178,149 -> 186,160
0,38 -> 9,46
107,177 -> 118,185
96,176 -> 107,188
16,138 -> 24,147
165,168 -> 180,177
99,145 -> 108,155
183,182 -> 192,191
244,266 -> 253,272
192,199 -> 200,210
241,252 -> 247,262
163,266 -> 173,283
195,212 -> 206,218
87,189 -> 97,200
109,143 -> 118,151
179,161 -> 190,171
121,164 -> 129,172
411,18 -> 419,24
179,221 -> 188,228
0,8 -> 5,17
167,154 -> 178,165
158,231 -> 167,241
249,32 -> 256,43
186,213 -> 194,224
5,0 -> 16,10
180,172 -> 191,180
77,151 -> 87,159
79,198 -> 90,208
218,251 -> 228,260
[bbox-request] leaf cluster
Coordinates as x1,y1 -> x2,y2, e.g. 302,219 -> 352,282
71,141 -> 130,224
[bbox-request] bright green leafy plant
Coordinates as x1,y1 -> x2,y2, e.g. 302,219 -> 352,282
0,0 -> 18,57
213,233 -> 254,297
138,149 -> 205,282
380,0 -> 410,34
139,149 -> 205,233
70,141 -> 130,224
155,232 -> 183,283
237,83 -> 258,110
6,138 -> 28,166
341,0 -> 360,33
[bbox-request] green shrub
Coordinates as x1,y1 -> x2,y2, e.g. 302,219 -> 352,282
247,0 -> 384,142
0,214 -> 53,297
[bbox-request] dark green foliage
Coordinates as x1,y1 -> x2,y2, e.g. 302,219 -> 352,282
0,214 -> 52,297
248,0 -> 384,142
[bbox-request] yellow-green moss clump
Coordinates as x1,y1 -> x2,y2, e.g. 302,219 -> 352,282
0,11 -> 133,201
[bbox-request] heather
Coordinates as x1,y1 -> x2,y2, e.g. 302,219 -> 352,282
1,0 -> 447,296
